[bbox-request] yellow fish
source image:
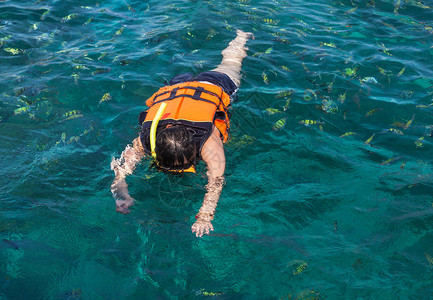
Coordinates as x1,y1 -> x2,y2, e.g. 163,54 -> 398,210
272,117 -> 287,131
115,26 -> 126,36
262,71 -> 269,85
263,18 -> 279,25
265,108 -> 281,115
385,128 -> 404,135
340,132 -> 356,138
276,90 -> 293,99
404,114 -> 415,129
299,119 -> 323,126
61,13 -> 78,23
303,89 -> 317,102
99,93 -> 112,104
365,108 -> 382,117
337,91 -> 347,103
4,48 -> 23,55
364,133 -> 375,145
380,156 -> 401,165
283,98 -> 291,111
415,136 -> 424,148
279,65 -> 291,72
62,110 -> 83,122
293,262 -> 307,275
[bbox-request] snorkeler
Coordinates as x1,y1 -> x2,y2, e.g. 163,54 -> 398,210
111,30 -> 253,237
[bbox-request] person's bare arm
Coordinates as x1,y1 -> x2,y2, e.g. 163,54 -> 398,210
111,137 -> 146,213
192,126 -> 226,237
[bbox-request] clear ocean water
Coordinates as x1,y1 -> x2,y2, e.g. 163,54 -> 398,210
1,0 -> 433,299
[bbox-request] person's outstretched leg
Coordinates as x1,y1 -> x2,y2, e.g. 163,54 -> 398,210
212,30 -> 253,88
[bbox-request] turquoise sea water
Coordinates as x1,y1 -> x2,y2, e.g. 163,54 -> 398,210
1,0 -> 433,298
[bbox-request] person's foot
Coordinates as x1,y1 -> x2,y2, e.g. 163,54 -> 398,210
236,29 -> 254,40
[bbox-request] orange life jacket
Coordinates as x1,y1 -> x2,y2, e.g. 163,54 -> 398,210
139,81 -> 231,158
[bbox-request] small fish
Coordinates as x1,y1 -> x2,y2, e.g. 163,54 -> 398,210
404,114 -> 415,129
415,136 -> 424,148
302,62 -> 309,73
83,16 -> 94,26
272,117 -> 287,131
400,161 -> 406,169
365,108 -> 383,117
279,65 -> 291,72
394,0 -> 401,14
361,77 -> 378,84
293,262 -> 307,275
377,42 -> 392,56
344,6 -> 358,15
262,71 -> 269,85
195,289 -> 225,296
299,119 -> 323,126
74,64 -> 89,70
115,26 -> 126,36
264,47 -> 273,54
4,48 -> 23,55
364,133 -> 375,145
92,68 -> 111,75
391,122 -> 406,128
193,60 -> 206,68
376,66 -> 392,82
337,91 -> 347,104
122,0 -> 136,12
99,93 -> 112,104
40,9 -> 50,20
320,42 -> 336,48
274,37 -> 291,44
14,106 -> 30,115
321,98 -> 338,114
55,133 -> 67,146
71,73 -> 80,84
383,128 -> 404,135
397,65 -> 406,76
344,67 -> 358,77
265,108 -> 281,115
62,110 -> 83,122
327,81 -> 334,93
283,98 -> 291,111
61,13 -> 78,23
340,132 -> 356,138
380,156 -> 401,165
276,90 -> 293,99
263,18 -> 279,25
67,136 -> 80,144
98,52 -> 107,60
303,89 -> 317,102
29,22 -> 39,31
416,103 -> 433,108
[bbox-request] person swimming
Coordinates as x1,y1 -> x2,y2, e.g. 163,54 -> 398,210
110,30 -> 253,237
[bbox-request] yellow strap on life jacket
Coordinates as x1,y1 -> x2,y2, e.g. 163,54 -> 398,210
149,102 -> 196,173
150,102 -> 167,159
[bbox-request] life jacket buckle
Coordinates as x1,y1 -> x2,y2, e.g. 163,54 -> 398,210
192,87 -> 204,100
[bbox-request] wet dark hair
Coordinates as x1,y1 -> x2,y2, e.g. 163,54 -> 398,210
155,125 -> 197,171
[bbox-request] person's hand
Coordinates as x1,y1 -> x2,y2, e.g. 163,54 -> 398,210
192,219 -> 214,237
116,197 -> 134,214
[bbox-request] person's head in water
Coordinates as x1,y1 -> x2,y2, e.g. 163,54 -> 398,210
155,125 -> 196,171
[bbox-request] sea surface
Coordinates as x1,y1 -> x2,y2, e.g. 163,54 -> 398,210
1,0 -> 433,299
